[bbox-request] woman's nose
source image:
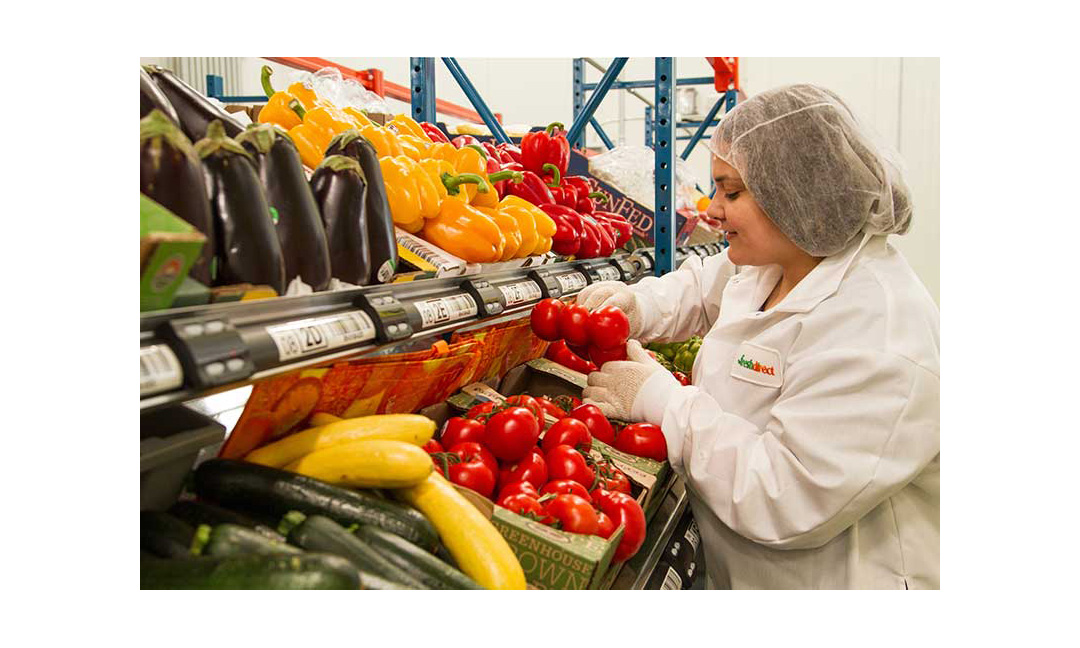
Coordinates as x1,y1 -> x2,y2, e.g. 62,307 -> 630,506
706,194 -> 724,221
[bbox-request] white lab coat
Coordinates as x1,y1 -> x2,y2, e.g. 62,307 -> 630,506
625,232 -> 939,589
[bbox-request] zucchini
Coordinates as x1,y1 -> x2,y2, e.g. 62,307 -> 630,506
141,552 -> 360,589
193,459 -> 439,552
354,524 -> 482,590
192,523 -> 301,558
357,571 -> 411,590
284,513 -> 428,589
168,500 -> 285,542
141,511 -> 197,558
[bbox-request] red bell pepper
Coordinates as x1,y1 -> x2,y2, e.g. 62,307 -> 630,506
497,143 -> 523,165
546,340 -> 598,374
539,203 -> 583,256
480,141 -> 501,162
584,215 -> 615,257
577,216 -> 605,258
593,211 -> 633,248
576,191 -> 608,215
542,164 -> 579,209
562,175 -> 593,200
506,170 -> 555,206
521,122 -> 570,177
490,169 -> 523,196
421,122 -> 450,143
452,134 -> 482,149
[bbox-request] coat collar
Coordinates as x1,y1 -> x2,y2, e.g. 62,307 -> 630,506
730,232 -> 879,316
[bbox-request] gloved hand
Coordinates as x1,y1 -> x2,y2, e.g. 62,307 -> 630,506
583,340 -> 676,421
575,281 -> 644,338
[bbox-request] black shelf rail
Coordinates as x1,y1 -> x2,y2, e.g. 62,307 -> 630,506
140,244 -> 726,412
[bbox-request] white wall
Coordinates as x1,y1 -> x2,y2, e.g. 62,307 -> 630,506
142,57 -> 939,302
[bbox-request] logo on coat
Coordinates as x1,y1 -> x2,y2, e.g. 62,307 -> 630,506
737,355 -> 776,376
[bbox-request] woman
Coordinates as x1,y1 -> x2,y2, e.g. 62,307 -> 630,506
580,84 -> 939,590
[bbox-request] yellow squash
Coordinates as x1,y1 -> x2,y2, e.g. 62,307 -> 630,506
396,472 -> 526,590
285,439 -> 432,488
244,414 -> 436,468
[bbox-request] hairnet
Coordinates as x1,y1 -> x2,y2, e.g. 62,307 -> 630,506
706,84 -> 912,257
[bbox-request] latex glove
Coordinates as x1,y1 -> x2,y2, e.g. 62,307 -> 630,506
575,281 -> 644,338
583,340 -> 676,421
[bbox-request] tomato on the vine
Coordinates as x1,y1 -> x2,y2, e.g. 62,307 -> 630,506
439,417 -> 486,448
615,423 -> 668,462
568,404 -> 616,446
497,480 -> 540,502
483,406 -> 541,463
541,417 -> 593,453
544,445 -> 595,488
593,459 -> 632,494
438,442 -> 498,499
558,304 -> 592,347
530,298 -> 564,342
588,343 -> 627,367
586,306 -> 630,350
422,439 -> 443,454
595,510 -> 617,539
536,396 -> 566,420
498,492 -> 549,522
497,448 -> 548,491
542,493 -> 599,535
505,395 -> 544,427
594,489 -> 646,562
539,478 -> 591,501
465,401 -> 496,421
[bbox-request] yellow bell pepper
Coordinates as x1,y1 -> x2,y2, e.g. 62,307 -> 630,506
422,199 -> 505,264
343,107 -> 374,128
477,206 -> 522,262
500,196 -> 556,256
257,66 -> 305,130
360,125 -> 404,159
416,159 -> 488,206
427,142 -> 459,163
286,103 -> 364,169
451,145 -> 490,203
495,197 -> 538,258
397,133 -> 433,160
379,155 -> 442,233
389,114 -> 432,141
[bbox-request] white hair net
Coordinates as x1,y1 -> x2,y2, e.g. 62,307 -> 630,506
706,84 -> 912,256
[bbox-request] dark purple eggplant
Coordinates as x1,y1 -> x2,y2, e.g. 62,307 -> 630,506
325,130 -> 398,284
237,124 -> 331,292
195,120 -> 285,294
309,156 -> 371,286
143,65 -> 244,142
140,109 -> 215,284
141,67 -> 180,124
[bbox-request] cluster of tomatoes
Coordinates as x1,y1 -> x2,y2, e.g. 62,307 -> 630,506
530,298 -> 630,373
422,394 -> 650,563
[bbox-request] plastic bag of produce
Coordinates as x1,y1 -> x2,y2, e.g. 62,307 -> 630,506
588,146 -> 702,211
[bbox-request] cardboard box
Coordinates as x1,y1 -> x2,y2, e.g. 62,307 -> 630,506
140,195 -> 206,312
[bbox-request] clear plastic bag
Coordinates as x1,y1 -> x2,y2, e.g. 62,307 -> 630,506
279,66 -> 389,114
588,145 -> 702,211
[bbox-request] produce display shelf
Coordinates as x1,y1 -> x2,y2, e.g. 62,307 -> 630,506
140,244 -> 726,413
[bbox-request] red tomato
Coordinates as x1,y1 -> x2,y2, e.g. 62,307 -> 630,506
530,298 -> 564,341
497,448 -> 548,491
615,423 -> 668,462
595,511 -> 617,539
672,371 -> 691,386
586,306 -> 630,350
465,401 -> 496,421
536,396 -> 566,420
505,395 -> 544,427
588,343 -> 627,367
539,478 -> 591,501
541,417 -> 593,453
439,417 -> 487,448
594,490 -> 646,562
422,439 -> 443,454
443,442 -> 498,498
483,406 -> 541,463
545,340 -> 598,374
498,492 -> 549,521
543,494 -> 599,535
558,304 -> 591,347
594,460 -> 632,494
568,404 -> 616,446
544,445 -> 595,488
496,479 -> 540,502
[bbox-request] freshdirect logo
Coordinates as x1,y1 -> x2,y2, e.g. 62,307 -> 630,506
738,355 -> 776,376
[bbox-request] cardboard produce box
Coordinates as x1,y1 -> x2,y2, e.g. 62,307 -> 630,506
140,195 -> 206,312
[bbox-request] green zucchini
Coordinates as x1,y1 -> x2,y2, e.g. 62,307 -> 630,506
193,459 -> 439,552
169,500 -> 286,542
141,511 -> 197,558
357,571 -> 410,590
354,524 -> 482,590
192,523 -> 301,558
141,552 -> 360,589
284,513 -> 428,589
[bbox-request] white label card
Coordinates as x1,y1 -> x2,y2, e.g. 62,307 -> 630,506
266,310 -> 377,362
595,265 -> 621,282
414,294 -> 478,328
729,341 -> 784,388
555,272 -> 588,294
498,281 -> 543,307
140,344 -> 184,396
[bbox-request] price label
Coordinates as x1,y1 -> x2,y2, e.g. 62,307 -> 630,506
661,566 -> 684,590
414,294 -> 478,328
498,280 -> 543,307
595,265 -> 621,282
266,310 -> 377,362
555,272 -> 587,294
140,344 -> 184,396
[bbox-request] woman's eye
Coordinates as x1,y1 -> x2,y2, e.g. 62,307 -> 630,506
725,191 -> 740,201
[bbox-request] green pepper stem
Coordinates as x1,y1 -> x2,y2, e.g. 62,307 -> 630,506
543,163 -> 562,187
277,510 -> 307,537
487,170 -> 521,183
464,144 -> 488,160
589,192 -> 608,202
545,122 -> 565,136
289,99 -> 306,120
442,173 -> 489,195
260,65 -> 277,98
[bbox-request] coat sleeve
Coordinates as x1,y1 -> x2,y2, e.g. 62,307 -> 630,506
626,251 -> 737,343
634,348 -> 940,550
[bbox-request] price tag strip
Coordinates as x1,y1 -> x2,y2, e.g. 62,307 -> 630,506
555,272 -> 588,295
266,310 -> 377,362
140,344 -> 184,397
413,294 -> 478,329
498,280 -> 543,307
595,264 -> 621,283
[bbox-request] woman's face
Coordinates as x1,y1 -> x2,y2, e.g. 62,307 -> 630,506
707,156 -> 805,267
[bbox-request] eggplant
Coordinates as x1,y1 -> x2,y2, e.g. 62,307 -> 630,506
140,109 -> 215,284
238,124 -> 331,292
326,130 -> 398,284
309,156 -> 371,286
143,65 -> 244,142
141,67 -> 180,124
195,120 -> 285,294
